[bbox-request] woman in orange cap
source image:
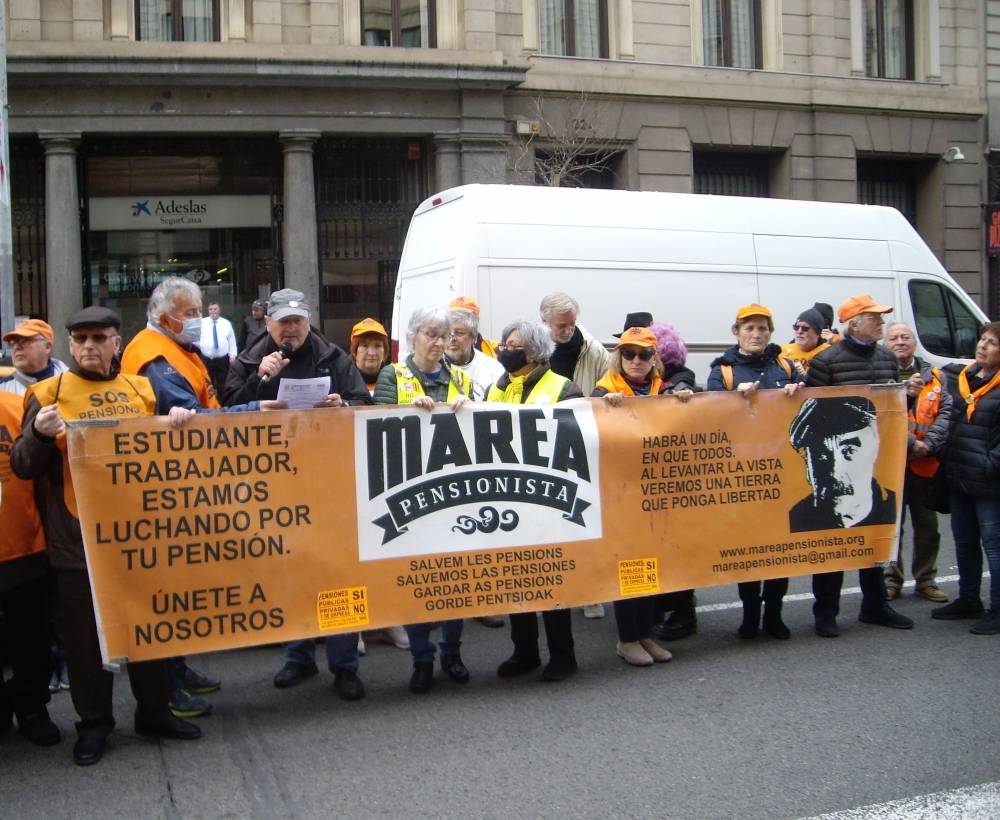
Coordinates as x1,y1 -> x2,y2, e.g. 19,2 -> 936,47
707,304 -> 803,640
350,318 -> 390,396
593,325 -> 685,667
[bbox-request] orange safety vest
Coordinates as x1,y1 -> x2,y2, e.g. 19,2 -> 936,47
594,371 -> 664,397
908,367 -> 943,478
0,392 -> 46,564
121,327 -> 221,409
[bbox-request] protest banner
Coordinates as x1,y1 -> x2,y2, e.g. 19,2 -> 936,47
67,384 -> 906,663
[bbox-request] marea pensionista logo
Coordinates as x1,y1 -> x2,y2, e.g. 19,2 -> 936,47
355,402 -> 602,560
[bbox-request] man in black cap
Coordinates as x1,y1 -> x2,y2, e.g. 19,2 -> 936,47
12,306 -> 202,766
223,289 -> 374,701
238,299 -> 267,351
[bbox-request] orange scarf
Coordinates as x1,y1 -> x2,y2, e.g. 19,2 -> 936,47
594,371 -> 663,397
958,365 -> 1000,421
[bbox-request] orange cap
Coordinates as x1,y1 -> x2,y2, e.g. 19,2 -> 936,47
449,296 -> 481,316
735,303 -> 773,323
350,318 -> 388,355
614,327 -> 658,350
3,318 -> 54,344
838,294 -> 893,324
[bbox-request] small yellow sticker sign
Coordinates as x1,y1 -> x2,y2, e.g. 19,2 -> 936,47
317,586 -> 371,631
618,558 -> 659,597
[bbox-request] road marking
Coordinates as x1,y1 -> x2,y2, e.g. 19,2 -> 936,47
696,573 -> 976,613
804,781 -> 1000,819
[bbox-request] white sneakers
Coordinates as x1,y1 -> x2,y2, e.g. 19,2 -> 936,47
583,604 -> 606,619
380,625 -> 410,650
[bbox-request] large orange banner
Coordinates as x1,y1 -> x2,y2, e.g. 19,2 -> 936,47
68,385 -> 906,662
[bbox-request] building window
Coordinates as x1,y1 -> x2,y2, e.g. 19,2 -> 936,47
857,158 -> 916,225
538,0 -> 609,58
533,150 -> 621,188
136,0 -> 219,41
693,152 -> 770,197
362,0 -> 437,47
703,0 -> 762,69
864,0 -> 913,79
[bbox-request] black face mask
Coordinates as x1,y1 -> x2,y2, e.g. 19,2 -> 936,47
498,348 -> 529,373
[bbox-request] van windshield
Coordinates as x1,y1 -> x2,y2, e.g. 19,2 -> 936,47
909,280 -> 981,359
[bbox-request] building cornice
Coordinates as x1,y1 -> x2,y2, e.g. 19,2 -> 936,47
520,56 -> 985,119
7,43 -> 528,90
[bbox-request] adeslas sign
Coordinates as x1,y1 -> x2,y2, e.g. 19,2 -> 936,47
89,195 -> 271,231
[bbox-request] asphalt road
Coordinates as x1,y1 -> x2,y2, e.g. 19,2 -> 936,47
2,530 -> 997,819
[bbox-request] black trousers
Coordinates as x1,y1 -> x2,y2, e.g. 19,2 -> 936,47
0,573 -> 52,719
55,568 -> 170,738
204,356 -> 230,395
812,567 -> 887,619
509,609 -> 574,662
738,578 -> 789,606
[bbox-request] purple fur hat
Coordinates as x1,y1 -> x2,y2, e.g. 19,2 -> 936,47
649,322 -> 687,367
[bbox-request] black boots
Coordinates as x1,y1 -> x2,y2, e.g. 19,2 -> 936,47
738,584 -> 791,640
738,596 -> 761,639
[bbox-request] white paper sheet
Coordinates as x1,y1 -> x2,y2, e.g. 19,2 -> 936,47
276,376 -> 331,409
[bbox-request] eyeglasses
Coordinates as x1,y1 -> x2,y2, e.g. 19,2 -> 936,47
621,348 -> 655,362
11,336 -> 47,347
419,329 -> 449,343
792,324 -> 814,333
70,332 -> 116,345
497,344 -> 524,352
449,329 -> 471,340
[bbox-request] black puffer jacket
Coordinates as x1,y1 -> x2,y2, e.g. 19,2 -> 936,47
805,333 -> 899,387
943,366 -> 1000,498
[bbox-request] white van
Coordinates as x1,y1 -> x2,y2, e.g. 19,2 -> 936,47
392,184 -> 988,381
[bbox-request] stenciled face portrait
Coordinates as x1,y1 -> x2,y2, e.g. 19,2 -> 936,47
787,397 -> 897,533
801,425 -> 879,521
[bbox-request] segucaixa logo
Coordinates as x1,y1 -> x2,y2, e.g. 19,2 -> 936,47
355,404 -> 602,560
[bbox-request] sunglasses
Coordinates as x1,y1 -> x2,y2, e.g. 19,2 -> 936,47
71,332 -> 116,345
621,348 -> 655,362
792,324 -> 814,333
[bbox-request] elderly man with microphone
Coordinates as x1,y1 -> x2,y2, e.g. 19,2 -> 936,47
222,288 -> 374,700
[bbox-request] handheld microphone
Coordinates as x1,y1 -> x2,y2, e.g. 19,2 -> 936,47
260,344 -> 294,384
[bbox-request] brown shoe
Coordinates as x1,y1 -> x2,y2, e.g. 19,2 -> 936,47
886,586 -> 900,601
616,641 -> 653,667
915,585 -> 948,603
639,638 -> 673,663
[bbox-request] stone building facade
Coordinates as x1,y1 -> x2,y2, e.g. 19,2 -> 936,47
5,0 -> 989,352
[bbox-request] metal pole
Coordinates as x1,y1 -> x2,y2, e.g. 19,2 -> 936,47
0,0 -> 15,352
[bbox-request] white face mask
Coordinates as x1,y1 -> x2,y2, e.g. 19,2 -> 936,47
169,315 -> 202,344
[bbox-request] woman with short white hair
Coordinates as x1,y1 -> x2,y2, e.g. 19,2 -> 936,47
373,306 -> 472,693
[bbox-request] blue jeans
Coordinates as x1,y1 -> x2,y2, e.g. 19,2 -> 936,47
284,633 -> 360,674
950,491 -> 1000,611
405,620 -> 462,665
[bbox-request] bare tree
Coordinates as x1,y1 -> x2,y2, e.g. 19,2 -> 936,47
510,93 -> 626,187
